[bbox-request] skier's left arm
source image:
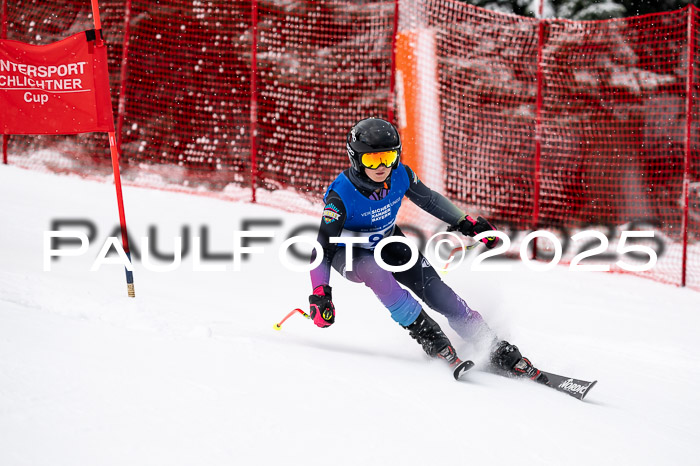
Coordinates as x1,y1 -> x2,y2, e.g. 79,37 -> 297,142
403,165 -> 465,225
403,165 -> 499,248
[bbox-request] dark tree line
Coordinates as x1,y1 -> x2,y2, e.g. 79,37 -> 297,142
463,0 -> 698,20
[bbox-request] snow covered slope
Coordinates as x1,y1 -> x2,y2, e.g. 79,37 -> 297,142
1,165 -> 698,466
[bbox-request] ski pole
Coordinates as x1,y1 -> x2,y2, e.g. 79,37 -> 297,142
441,241 -> 480,274
274,308 -> 310,330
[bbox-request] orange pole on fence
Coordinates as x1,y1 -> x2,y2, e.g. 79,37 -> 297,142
91,0 -> 135,297
681,5 -> 696,288
395,30 -> 420,175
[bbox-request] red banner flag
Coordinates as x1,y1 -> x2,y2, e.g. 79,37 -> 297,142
0,30 -> 115,135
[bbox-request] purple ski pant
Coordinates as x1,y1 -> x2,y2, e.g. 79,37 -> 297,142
330,233 -> 492,341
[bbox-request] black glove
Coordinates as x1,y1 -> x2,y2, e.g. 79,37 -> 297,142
450,215 -> 500,249
309,285 -> 335,328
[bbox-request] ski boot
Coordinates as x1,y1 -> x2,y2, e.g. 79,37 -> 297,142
490,340 -> 549,384
404,310 -> 459,366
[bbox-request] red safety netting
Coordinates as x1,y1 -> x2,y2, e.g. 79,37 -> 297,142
2,0 -> 699,290
255,1 -> 394,195
400,1 -> 699,289
115,1 -> 253,187
3,0 -> 394,194
539,9 -> 691,285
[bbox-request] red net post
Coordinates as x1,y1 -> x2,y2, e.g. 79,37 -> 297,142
532,18 -> 546,259
681,6 -> 695,287
688,4 -> 700,290
250,0 -> 259,203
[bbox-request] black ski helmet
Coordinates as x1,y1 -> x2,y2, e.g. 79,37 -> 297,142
346,118 -> 402,172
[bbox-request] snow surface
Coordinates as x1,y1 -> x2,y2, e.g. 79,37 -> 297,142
1,165 -> 699,466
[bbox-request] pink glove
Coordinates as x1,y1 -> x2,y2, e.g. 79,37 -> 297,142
309,285 -> 335,328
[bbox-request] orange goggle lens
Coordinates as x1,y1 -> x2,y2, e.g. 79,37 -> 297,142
360,150 -> 399,169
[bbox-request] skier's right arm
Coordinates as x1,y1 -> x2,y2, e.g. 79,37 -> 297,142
310,191 -> 347,288
308,191 -> 346,327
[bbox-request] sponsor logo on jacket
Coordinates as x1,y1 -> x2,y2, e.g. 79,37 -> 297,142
323,203 -> 341,224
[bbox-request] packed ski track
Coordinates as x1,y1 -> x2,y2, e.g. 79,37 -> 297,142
1,165 -> 698,466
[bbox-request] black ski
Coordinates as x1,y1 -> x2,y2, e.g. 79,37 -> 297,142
452,359 -> 475,380
538,371 -> 597,401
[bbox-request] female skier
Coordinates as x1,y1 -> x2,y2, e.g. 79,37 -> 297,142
309,117 -> 544,381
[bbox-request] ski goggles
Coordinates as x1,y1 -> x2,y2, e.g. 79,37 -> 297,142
360,150 -> 399,169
